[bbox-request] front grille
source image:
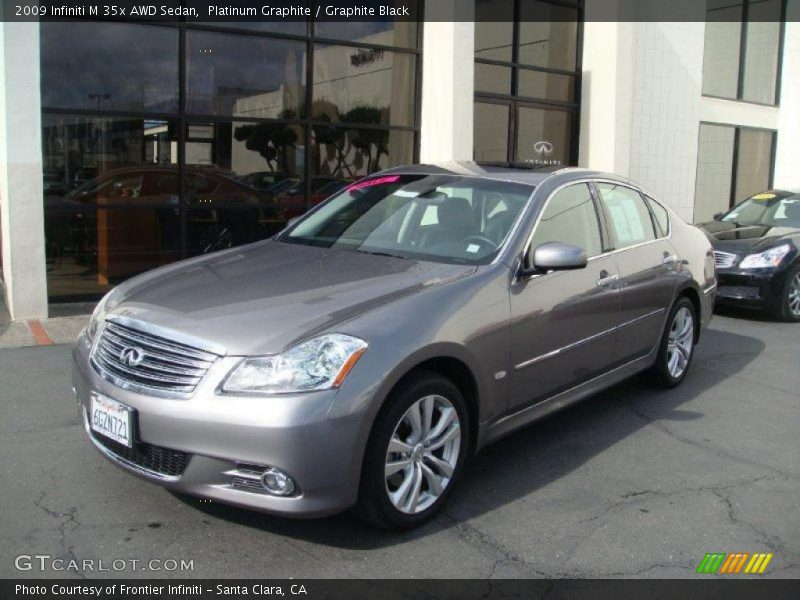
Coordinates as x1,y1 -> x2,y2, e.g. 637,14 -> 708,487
718,285 -> 761,300
91,429 -> 192,477
91,321 -> 219,395
714,250 -> 738,269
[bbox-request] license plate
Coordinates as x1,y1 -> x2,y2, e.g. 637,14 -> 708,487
90,394 -> 134,448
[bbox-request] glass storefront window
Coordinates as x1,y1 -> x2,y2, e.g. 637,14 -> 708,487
517,70 -> 575,103
185,121 -> 305,255
742,0 -> 782,104
701,0 -> 783,105
473,0 -> 581,165
315,17 -> 419,49
186,30 -> 306,118
475,63 -> 512,95
312,127 -> 413,180
693,123 -> 776,222
734,129 -> 775,201
516,106 -> 572,167
197,21 -> 308,37
42,115 -> 180,300
475,0 -> 514,61
474,103 -> 510,163
41,22 -> 179,112
518,2 -> 579,72
312,45 -> 416,127
40,21 -> 420,301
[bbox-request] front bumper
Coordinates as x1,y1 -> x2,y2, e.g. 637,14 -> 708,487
72,331 -> 367,518
714,269 -> 783,311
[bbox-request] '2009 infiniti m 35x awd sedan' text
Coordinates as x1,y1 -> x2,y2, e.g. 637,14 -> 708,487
73,163 -> 716,529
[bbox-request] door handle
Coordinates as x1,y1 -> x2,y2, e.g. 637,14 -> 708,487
596,272 -> 619,288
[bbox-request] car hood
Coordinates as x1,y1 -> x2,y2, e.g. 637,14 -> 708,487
107,240 -> 475,356
697,221 -> 800,254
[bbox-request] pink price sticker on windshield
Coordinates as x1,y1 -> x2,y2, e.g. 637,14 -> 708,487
348,175 -> 401,191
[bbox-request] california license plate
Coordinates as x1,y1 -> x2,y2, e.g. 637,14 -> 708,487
90,394 -> 134,448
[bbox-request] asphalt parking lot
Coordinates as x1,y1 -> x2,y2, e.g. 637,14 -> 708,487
1,309 -> 798,580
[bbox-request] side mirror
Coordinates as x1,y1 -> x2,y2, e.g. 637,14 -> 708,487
523,242 -> 587,274
286,216 -> 302,228
713,212 -> 724,221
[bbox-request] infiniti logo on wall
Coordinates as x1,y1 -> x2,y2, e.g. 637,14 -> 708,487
533,140 -> 554,156
120,347 -> 145,367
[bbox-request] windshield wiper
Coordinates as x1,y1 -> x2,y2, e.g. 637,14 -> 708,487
354,249 -> 410,260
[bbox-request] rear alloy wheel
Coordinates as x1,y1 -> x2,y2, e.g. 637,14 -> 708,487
357,371 -> 469,530
774,266 -> 800,322
650,297 -> 697,388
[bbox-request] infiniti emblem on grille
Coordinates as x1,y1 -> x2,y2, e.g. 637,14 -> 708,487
120,346 -> 145,367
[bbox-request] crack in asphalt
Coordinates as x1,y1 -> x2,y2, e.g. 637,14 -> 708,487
588,561 -> 697,578
33,478 -> 85,580
436,512 -> 555,578
437,511 -> 707,580
709,488 -> 795,558
577,474 -> 781,525
626,401 -> 800,481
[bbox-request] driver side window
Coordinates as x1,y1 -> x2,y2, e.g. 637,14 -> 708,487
531,183 -> 603,258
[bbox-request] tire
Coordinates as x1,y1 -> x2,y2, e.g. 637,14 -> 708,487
356,371 -> 470,530
771,265 -> 800,322
649,297 -> 697,388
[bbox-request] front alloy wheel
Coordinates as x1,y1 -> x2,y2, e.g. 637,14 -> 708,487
357,371 -> 469,529
777,267 -> 800,322
384,395 -> 461,514
790,273 -> 800,317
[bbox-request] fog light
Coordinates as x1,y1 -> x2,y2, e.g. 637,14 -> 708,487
261,468 -> 295,496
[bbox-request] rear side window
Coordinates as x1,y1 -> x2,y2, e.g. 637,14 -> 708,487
596,183 -> 657,249
644,195 -> 670,237
531,183 -> 603,258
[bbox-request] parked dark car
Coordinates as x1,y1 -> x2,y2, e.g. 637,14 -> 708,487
74,164 -> 716,529
697,190 -> 800,321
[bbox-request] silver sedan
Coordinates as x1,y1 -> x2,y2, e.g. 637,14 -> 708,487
73,163 -> 716,529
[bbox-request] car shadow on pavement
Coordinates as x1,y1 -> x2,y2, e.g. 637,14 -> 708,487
713,304 -> 779,323
176,327 -> 765,549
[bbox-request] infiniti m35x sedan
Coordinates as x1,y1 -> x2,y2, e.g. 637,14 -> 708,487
73,163 -> 716,529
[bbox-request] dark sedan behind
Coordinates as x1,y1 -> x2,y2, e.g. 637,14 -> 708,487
697,190 -> 800,321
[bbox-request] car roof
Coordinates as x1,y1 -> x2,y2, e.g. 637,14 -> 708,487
378,161 -> 633,187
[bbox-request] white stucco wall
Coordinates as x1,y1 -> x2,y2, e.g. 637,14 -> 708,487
774,0 -> 800,191
580,1 -> 706,220
627,19 -> 705,221
578,19 -> 635,175
580,0 -> 799,222
420,0 -> 474,162
0,23 -> 48,319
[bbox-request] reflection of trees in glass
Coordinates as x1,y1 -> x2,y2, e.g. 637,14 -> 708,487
341,106 -> 388,174
233,109 -> 298,173
313,102 -> 389,177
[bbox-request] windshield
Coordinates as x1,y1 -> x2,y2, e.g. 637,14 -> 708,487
722,193 -> 800,228
279,174 -> 534,265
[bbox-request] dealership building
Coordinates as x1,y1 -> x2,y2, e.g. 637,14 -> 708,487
1,0 -> 798,320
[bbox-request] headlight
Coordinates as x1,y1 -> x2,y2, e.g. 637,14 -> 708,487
739,244 -> 791,269
86,290 -> 116,341
222,334 -> 368,394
